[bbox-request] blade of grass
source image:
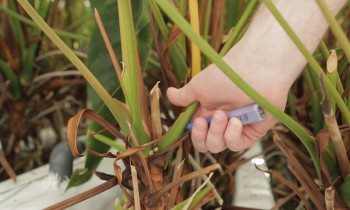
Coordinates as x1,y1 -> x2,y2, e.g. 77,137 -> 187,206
315,0 -> 350,62
117,0 -> 150,144
201,0 -> 212,66
210,0 -> 225,51
262,0 -> 350,125
7,1 -> 26,57
303,68 -> 324,132
17,0 -> 131,134
155,0 -> 321,176
92,133 -> 126,152
0,60 -> 22,100
188,155 -> 223,205
182,172 -> 214,210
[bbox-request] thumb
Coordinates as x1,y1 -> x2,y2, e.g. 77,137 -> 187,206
166,86 -> 196,107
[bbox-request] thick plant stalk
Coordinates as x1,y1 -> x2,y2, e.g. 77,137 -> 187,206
189,0 -> 201,76
320,77 -> 350,178
155,0 -> 321,176
315,0 -> 350,62
325,187 -> 335,210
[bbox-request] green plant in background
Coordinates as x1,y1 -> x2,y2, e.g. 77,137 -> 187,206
18,0 -> 350,209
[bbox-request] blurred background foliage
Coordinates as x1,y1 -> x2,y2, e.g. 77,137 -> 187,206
0,0 -> 92,180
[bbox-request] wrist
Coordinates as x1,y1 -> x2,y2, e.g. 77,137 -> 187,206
223,41 -> 295,94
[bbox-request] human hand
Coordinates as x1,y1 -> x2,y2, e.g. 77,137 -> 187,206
167,45 -> 290,153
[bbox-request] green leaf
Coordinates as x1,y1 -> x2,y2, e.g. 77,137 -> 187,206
340,176 -> 350,207
158,103 -> 198,151
118,0 -> 150,145
66,168 -> 92,190
68,0 -> 152,188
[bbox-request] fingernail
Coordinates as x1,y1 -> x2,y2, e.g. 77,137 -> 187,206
212,113 -> 223,125
230,117 -> 241,130
194,120 -> 205,131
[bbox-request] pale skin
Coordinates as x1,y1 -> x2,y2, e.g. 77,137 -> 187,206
167,0 -> 347,153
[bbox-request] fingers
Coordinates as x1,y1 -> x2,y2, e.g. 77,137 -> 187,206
205,110 -> 228,153
191,117 -> 208,153
166,86 -> 196,107
191,110 -> 228,153
191,111 -> 268,153
224,119 -> 266,151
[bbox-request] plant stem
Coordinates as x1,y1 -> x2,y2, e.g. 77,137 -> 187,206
320,77 -> 350,178
319,41 -> 344,95
315,0 -> 350,62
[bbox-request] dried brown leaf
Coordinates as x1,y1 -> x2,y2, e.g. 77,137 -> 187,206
131,165 -> 141,210
255,165 -> 312,210
273,132 -> 326,209
150,82 -> 162,140
94,9 -> 123,82
0,154 -> 17,182
44,178 -> 117,210
67,109 -> 125,157
152,164 -> 220,202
